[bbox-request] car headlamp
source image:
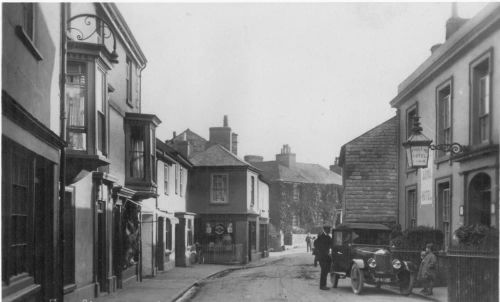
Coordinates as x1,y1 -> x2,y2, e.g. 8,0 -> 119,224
392,259 -> 402,269
368,258 -> 377,268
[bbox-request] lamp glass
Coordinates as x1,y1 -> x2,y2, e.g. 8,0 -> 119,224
409,145 -> 430,168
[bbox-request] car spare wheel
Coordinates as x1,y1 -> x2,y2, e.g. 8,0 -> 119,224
350,263 -> 364,295
398,271 -> 415,296
330,273 -> 339,288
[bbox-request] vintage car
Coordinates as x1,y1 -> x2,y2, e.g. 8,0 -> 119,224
330,223 -> 416,295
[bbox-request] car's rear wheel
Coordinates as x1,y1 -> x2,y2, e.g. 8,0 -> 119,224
398,271 -> 415,296
330,273 -> 339,288
350,264 -> 364,295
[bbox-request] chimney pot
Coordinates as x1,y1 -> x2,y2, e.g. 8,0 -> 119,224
223,115 -> 228,127
173,131 -> 177,139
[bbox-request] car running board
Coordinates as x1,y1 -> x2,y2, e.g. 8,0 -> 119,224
332,272 -> 347,278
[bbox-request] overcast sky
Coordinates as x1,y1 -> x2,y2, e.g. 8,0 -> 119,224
118,2 -> 487,168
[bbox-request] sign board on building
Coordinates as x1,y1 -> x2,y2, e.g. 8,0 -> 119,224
420,151 -> 434,205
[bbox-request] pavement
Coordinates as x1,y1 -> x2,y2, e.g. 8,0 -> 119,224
410,286 -> 448,302
93,248 -> 303,302
93,247 -> 448,302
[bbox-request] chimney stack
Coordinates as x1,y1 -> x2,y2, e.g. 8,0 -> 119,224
231,133 -> 238,155
173,131 -> 177,139
445,3 -> 468,40
275,144 -> 296,168
209,115 -> 237,154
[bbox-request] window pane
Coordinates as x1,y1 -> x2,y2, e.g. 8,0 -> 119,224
68,132 -> 87,150
180,168 -> 183,197
212,175 -> 228,202
96,69 -> 104,113
164,164 -> 169,195
407,109 -> 417,138
480,75 -> 489,115
66,63 -> 87,151
175,164 -> 178,194
472,59 -> 490,144
130,126 -> 145,178
66,85 -> 85,127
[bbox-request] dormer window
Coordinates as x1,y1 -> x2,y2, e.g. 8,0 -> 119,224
125,113 -> 161,199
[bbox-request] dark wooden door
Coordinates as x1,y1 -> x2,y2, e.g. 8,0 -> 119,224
97,201 -> 107,292
156,217 -> 164,270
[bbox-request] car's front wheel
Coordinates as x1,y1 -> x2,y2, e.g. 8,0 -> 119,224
398,270 -> 415,296
350,263 -> 364,295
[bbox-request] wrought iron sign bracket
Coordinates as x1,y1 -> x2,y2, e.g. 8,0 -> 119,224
66,13 -> 119,63
429,143 -> 464,155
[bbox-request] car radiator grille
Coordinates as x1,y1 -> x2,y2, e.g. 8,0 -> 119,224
374,254 -> 391,273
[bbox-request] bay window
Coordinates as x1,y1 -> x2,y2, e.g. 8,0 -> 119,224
130,125 -> 145,179
125,113 -> 161,199
66,62 -> 87,151
65,55 -> 110,184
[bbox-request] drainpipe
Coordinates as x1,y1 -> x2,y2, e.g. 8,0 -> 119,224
58,3 -> 67,302
396,109 -> 401,226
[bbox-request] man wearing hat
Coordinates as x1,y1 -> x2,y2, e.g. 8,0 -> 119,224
417,243 -> 437,296
314,226 -> 332,290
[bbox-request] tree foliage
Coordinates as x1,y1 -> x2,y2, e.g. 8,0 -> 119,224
280,182 -> 342,236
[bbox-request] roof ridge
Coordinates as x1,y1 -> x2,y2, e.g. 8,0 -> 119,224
341,116 -> 397,147
212,144 -> 249,166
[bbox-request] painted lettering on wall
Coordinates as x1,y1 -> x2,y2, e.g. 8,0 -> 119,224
420,151 -> 433,205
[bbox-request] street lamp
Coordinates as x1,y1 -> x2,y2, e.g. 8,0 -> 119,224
403,116 -> 464,169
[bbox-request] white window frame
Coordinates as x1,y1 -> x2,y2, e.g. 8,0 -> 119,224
164,163 -> 170,195
211,173 -> 229,204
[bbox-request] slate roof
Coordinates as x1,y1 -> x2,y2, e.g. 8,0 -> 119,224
156,138 -> 192,168
189,144 -> 250,167
171,129 -> 207,144
251,161 -> 341,185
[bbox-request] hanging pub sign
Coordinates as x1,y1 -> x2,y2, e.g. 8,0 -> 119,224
227,223 -> 233,233
205,223 -> 212,234
214,224 -> 225,235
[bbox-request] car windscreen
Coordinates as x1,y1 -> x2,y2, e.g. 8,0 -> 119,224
351,229 -> 390,245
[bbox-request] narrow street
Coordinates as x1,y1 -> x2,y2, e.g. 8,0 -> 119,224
180,252 -> 434,302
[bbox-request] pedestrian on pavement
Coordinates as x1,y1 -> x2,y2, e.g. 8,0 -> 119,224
417,243 -> 437,296
305,233 -> 312,252
311,236 -> 318,267
314,226 -> 332,290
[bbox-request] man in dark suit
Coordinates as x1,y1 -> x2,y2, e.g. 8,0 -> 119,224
314,226 -> 332,290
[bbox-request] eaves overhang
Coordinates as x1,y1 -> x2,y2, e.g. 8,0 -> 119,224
99,3 -> 147,68
390,3 -> 500,108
